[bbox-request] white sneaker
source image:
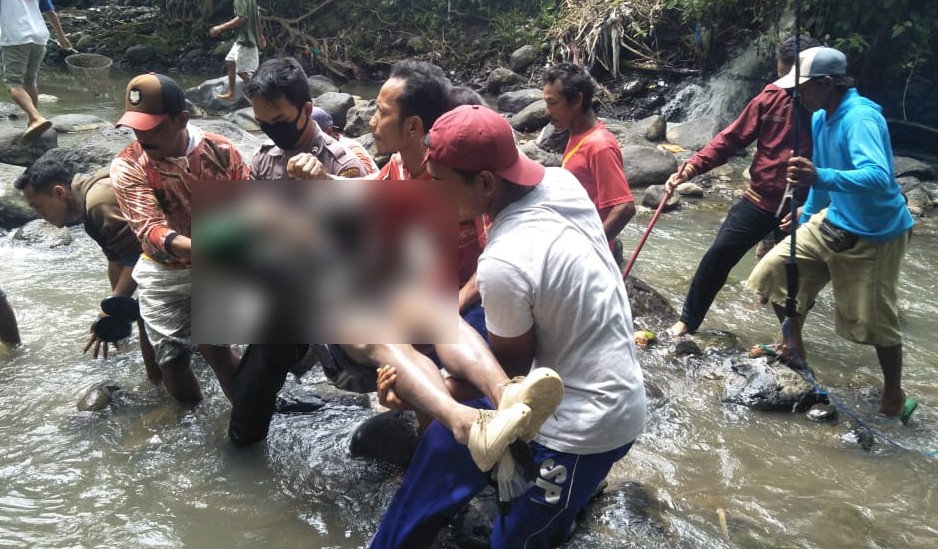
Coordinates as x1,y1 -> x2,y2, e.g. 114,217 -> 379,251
498,367 -> 564,441
468,403 -> 531,472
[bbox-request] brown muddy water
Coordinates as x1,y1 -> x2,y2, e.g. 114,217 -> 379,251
1,66 -> 937,548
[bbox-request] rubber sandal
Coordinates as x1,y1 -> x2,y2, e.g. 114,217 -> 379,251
92,316 -> 132,342
900,398 -> 918,426
748,343 -> 780,359
100,296 -> 140,323
23,119 -> 52,141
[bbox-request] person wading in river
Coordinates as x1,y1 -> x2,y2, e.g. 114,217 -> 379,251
747,46 -> 917,423
664,36 -> 819,338
111,72 -> 249,404
15,156 -> 160,382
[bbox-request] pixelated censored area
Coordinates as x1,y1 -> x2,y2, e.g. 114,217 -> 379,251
191,179 -> 458,344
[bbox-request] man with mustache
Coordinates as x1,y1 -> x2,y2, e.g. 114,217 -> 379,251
110,72 -> 250,404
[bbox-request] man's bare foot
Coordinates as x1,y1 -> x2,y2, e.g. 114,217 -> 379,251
665,321 -> 688,338
216,90 -> 235,101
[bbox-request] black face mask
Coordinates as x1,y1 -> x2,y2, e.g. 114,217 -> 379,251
260,107 -> 309,150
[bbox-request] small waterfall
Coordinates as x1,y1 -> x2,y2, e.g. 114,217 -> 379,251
662,36 -> 778,123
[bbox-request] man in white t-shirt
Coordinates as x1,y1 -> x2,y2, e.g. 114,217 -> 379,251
371,104 -> 646,548
0,0 -> 72,139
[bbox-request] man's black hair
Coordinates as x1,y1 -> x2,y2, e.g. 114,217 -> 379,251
543,62 -> 595,114
14,158 -> 74,192
447,85 -> 486,110
777,36 -> 821,65
388,60 -> 452,132
244,57 -> 311,109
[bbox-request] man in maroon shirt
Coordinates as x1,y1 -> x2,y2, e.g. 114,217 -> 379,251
665,36 -> 819,337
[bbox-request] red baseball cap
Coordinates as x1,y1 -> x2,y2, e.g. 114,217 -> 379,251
116,73 -> 186,131
426,104 -> 545,186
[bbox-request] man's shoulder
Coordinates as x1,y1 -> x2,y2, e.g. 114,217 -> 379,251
78,169 -> 117,211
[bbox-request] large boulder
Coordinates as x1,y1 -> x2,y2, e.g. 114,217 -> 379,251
314,92 -> 355,129
48,114 -> 111,133
0,102 -> 22,119
184,76 -> 250,113
189,119 -> 264,160
496,88 -> 543,114
12,219 -> 73,247
33,146 -> 116,174
343,100 -> 376,138
228,107 -> 260,132
519,141 -> 561,168
666,116 -> 725,151
722,356 -> 821,411
0,127 -> 58,166
894,156 -> 935,180
509,99 -> 548,133
509,45 -> 540,73
486,67 -> 526,94
621,144 -> 678,188
308,74 -> 339,97
0,179 -> 36,229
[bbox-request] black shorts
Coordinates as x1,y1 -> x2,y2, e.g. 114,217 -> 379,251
312,344 -> 377,394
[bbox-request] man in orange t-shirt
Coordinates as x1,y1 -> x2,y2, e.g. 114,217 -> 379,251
544,62 -> 635,258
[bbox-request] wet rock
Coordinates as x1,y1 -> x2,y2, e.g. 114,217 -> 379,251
0,127 -> 58,166
509,45 -> 540,73
894,156 -> 935,180
0,102 -> 21,119
0,183 -> 36,229
622,145 -> 679,188
641,184 -> 681,211
77,380 -> 123,411
806,403 -> 838,422
184,76 -> 250,112
722,356 -> 820,411
620,79 -> 646,98
349,410 -> 421,467
486,67 -> 526,94
534,123 -> 568,154
274,394 -> 325,414
189,119 -> 264,160
666,116 -> 726,151
308,74 -> 338,97
624,276 -> 678,325
673,339 -> 703,357
313,92 -> 355,129
496,88 -> 543,114
509,99 -> 548,132
519,141 -> 560,167
33,146 -> 115,174
48,114 -> 110,133
344,100 -> 376,137
228,107 -> 259,132
12,219 -> 72,247
676,182 -> 704,197
71,126 -> 136,158
450,488 -> 497,548
691,330 -> 740,353
185,99 -> 206,118
125,44 -> 157,64
633,114 -> 667,142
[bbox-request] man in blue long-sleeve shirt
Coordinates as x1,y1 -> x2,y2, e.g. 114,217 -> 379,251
747,47 -> 916,423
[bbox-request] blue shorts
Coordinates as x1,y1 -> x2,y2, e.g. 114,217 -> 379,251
370,397 -> 633,549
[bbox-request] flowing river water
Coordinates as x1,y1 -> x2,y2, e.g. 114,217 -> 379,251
1,68 -> 937,548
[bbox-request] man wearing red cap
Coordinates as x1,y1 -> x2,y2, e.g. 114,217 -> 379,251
371,104 -> 647,548
110,72 -> 251,404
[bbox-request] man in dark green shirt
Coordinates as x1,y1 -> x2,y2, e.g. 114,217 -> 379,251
208,0 -> 266,101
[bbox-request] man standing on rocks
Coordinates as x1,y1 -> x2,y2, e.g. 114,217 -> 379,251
110,72 -> 250,404
15,155 -> 160,382
664,36 -> 819,338
543,62 -> 635,260
747,46 -> 916,423
208,0 -> 265,101
0,0 -> 73,139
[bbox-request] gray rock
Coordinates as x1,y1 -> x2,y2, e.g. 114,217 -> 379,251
519,141 -> 561,167
641,184 -> 680,211
496,88 -> 544,114
894,156 -> 935,180
314,92 -> 355,129
12,219 -> 73,247
349,410 -> 420,467
185,99 -> 206,118
343,100 -> 376,138
486,67 -> 526,94
666,116 -> 725,151
76,34 -> 95,51
634,114 -> 667,142
722,356 -> 820,411
535,123 -> 568,154
0,102 -> 22,119
184,76 -> 250,113
69,126 -> 136,158
510,99 -> 548,132
0,180 -> 36,229
0,127 -> 58,166
212,40 -> 233,58
308,74 -> 339,97
189,119 -> 263,160
406,36 -> 429,54
624,276 -> 678,325
897,175 -> 922,194
621,144 -> 679,188
905,186 -> 932,212
228,107 -> 259,132
676,182 -> 704,197
620,79 -> 646,98
182,48 -> 204,61
125,44 -> 157,64
509,45 -> 540,73
33,146 -> 115,174
77,380 -> 123,412
48,114 -> 110,133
